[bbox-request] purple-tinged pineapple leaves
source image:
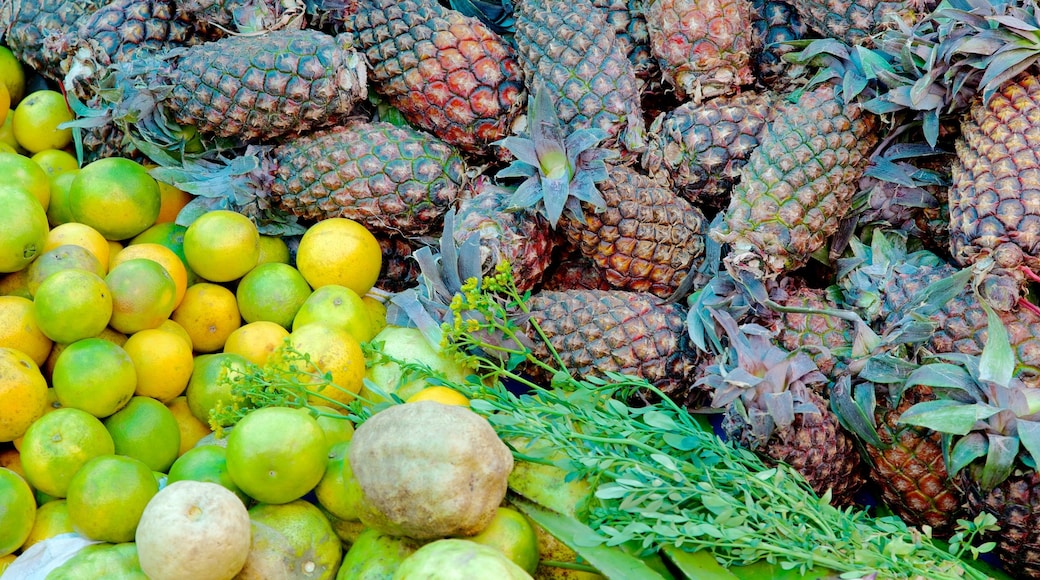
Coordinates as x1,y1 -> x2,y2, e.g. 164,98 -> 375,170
948,432 -> 988,478
980,47 -> 1040,104
565,128 -> 609,165
898,399 -> 1002,435
762,391 -> 796,430
830,377 -> 884,448
890,266 -> 972,322
977,434 -> 1018,491
904,363 -> 974,393
496,136 -> 539,170
389,289 -> 445,348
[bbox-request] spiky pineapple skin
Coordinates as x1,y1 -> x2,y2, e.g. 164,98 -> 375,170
527,289 -> 697,391
867,387 -> 964,538
591,0 -> 656,80
560,164 -> 707,298
723,388 -> 865,505
163,29 -> 366,141
268,122 -> 466,236
374,234 -> 422,293
950,73 -> 1040,310
341,0 -> 524,156
541,253 -> 614,292
964,471 -> 1040,578
454,179 -> 559,292
788,0 -> 927,45
749,0 -> 806,87
642,92 -> 773,212
644,0 -> 754,101
712,83 -> 878,277
765,277 -> 852,380
2,0 -> 107,82
512,0 -> 645,150
70,0 -> 195,61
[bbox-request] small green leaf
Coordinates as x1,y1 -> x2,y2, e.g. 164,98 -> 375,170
977,434 -> 1018,491
511,495 -> 669,580
898,400 -> 1001,435
949,432 -> 988,477
904,363 -> 973,392
1018,421 -> 1040,468
643,410 -> 677,430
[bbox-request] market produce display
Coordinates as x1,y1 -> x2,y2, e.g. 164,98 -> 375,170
1,0 -> 1040,578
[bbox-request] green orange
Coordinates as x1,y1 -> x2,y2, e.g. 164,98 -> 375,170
52,338 -> 137,418
0,152 -> 50,208
19,407 -> 115,498
67,454 -> 158,543
185,352 -> 250,428
0,184 -> 48,273
104,396 -> 181,473
106,258 -> 177,334
33,268 -> 112,344
0,466 -> 35,556
69,157 -> 161,241
167,444 -> 248,504
236,262 -> 311,329
26,243 -> 106,296
183,210 -> 259,282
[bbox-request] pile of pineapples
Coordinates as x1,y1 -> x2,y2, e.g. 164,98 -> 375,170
8,0 -> 1040,575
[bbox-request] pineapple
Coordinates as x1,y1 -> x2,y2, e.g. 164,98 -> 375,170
643,0 -> 754,102
497,89 -> 707,298
73,29 -> 367,149
340,0 -> 525,156
453,177 -> 560,293
711,76 -> 878,283
540,250 -> 614,292
1,0 -> 108,82
591,0 -> 657,81
176,0 -> 306,37
152,121 -> 467,236
761,276 -> 854,380
698,311 -> 865,505
749,0 -> 807,88
512,0 -> 646,151
898,330 -> 1040,578
374,234 -> 423,293
641,91 -> 774,213
788,0 -> 937,45
832,379 -> 965,538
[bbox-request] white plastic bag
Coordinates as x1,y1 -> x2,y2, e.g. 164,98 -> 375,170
1,533 -> 102,580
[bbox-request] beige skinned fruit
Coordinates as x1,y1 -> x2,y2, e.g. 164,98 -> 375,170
135,480 -> 251,580
349,402 -> 513,540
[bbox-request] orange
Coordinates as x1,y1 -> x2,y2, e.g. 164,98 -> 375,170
311,405 -> 354,448
43,326 -> 127,381
46,170 -> 77,227
0,296 -> 53,365
12,89 -> 73,153
0,466 -> 35,556
105,258 -> 177,334
0,347 -> 48,443
0,153 -> 50,209
223,321 -> 290,366
314,441 -> 364,522
33,269 -> 112,344
68,157 -> 161,240
21,498 -> 73,551
157,318 -> 193,350
124,328 -> 194,402
363,295 -> 388,336
166,395 -> 211,456
185,353 -> 249,428
0,184 -> 48,273
130,222 -> 197,284
0,269 -> 31,299
406,386 -> 471,407
296,218 -> 382,295
469,507 -> 540,574
0,47 -> 26,106
0,115 -> 18,152
19,407 -> 115,498
225,406 -> 328,504
42,222 -> 110,270
31,148 -> 78,177
239,500 -> 342,577
0,447 -> 24,478
52,338 -> 137,418
236,262 -> 311,328
256,235 -> 290,265
0,82 -> 9,134
155,180 -> 193,224
109,243 -> 188,306
171,283 -> 241,353
26,243 -> 106,296
66,454 -> 158,543
271,324 -> 365,409
293,284 -> 375,343
166,444 -> 248,504
104,396 -> 181,473
183,210 -> 260,283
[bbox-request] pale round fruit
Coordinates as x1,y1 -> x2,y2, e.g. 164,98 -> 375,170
136,480 -> 251,580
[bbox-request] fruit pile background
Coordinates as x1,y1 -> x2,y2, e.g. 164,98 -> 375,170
0,0 -> 1039,578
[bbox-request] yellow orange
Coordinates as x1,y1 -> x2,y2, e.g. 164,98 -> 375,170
21,498 -> 73,551
124,328 -> 194,402
270,324 -> 365,408
0,347 -> 48,443
0,184 -> 48,273
42,222 -> 110,271
405,386 -> 471,407
223,321 -> 290,366
0,47 -> 26,106
167,395 -> 211,456
26,243 -> 106,297
105,259 -> 178,334
31,149 -> 78,177
156,318 -> 193,351
68,157 -> 161,241
295,218 -> 381,296
155,180 -> 193,224
12,89 -> 73,153
19,407 -> 115,498
256,235 -> 290,265
183,210 -> 259,282
0,296 -> 52,366
171,283 -> 241,353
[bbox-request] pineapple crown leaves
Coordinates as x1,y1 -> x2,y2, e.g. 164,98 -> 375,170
695,310 -> 827,440
494,87 -> 617,229
147,146 -> 305,236
897,297 -> 1040,490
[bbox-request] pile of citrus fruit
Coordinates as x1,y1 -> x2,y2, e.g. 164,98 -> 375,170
0,46 -> 540,579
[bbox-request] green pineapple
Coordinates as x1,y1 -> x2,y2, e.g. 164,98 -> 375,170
340,0 -> 525,156
512,0 -> 646,151
788,0 -> 936,45
698,311 -> 865,505
152,121 -> 466,236
72,29 -> 367,150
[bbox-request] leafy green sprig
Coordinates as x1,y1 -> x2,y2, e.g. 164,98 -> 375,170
433,262 -> 995,579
